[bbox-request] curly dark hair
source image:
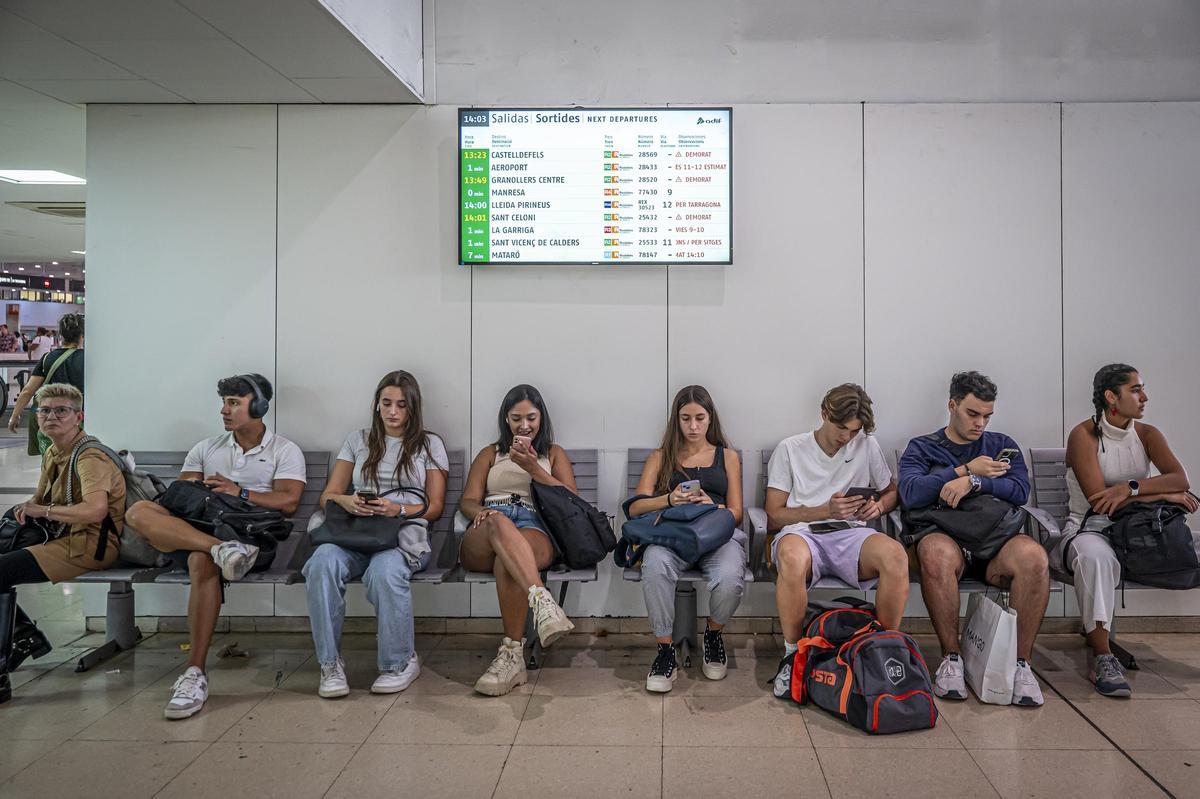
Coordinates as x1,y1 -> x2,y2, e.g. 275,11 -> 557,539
58,313 -> 84,345
217,373 -> 273,402
949,371 -> 997,403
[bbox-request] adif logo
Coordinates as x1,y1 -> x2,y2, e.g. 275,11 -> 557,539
696,116 -> 722,125
885,657 -> 906,686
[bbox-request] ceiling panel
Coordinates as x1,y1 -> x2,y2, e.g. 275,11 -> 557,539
235,36 -> 391,79
179,0 -> 346,37
0,41 -> 139,81
20,79 -> 186,103
0,0 -> 221,41
76,38 -> 317,100
0,9 -> 57,41
293,77 -> 422,103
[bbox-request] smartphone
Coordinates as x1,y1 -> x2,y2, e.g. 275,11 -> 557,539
844,487 -> 879,502
356,489 -> 380,503
995,448 -> 1020,464
512,434 -> 532,451
678,479 -> 701,495
810,521 -> 853,534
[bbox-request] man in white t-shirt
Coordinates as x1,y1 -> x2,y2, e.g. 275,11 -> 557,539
126,373 -> 306,720
764,383 -> 909,699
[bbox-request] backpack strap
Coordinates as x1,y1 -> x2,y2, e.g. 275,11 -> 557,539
65,435 -> 122,562
41,347 -> 77,385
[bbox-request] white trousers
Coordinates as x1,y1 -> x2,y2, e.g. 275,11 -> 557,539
1067,532 -> 1122,633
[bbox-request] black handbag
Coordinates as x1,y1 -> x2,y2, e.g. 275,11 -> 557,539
309,486 -> 429,554
901,493 -> 1027,560
159,480 -> 293,572
0,510 -> 64,555
615,496 -> 736,567
530,482 -> 614,569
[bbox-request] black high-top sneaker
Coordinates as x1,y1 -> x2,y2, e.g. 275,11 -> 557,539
645,642 -> 678,693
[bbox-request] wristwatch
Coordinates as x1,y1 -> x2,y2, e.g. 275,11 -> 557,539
239,487 -> 250,501
1127,479 -> 1140,497
967,474 -> 982,493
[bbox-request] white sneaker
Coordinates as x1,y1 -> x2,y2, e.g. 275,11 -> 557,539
319,658 -> 349,698
473,637 -> 527,696
933,654 -> 967,700
1012,659 -> 1044,707
164,666 -> 208,720
372,653 -> 421,694
528,586 -> 574,648
210,540 -> 260,581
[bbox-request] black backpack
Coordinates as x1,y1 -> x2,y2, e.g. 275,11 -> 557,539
788,600 -> 938,735
1104,500 -> 1200,590
530,482 -> 615,569
159,480 -> 293,572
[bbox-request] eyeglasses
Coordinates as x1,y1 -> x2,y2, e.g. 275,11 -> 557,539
35,406 -> 79,419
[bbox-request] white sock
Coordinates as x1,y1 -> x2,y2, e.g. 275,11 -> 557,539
784,641 -> 798,657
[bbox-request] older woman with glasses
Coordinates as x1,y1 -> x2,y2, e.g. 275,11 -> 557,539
0,383 -> 126,704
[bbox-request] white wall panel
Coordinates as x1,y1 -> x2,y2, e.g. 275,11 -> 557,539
864,104 -> 1063,463
276,105 -> 471,616
1062,103 -> 1200,485
86,104 -> 277,450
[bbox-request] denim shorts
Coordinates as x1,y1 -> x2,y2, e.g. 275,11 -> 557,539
486,502 -> 550,536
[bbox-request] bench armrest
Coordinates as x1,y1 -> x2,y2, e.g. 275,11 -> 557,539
747,506 -> 769,577
1025,505 -> 1062,549
886,509 -> 903,539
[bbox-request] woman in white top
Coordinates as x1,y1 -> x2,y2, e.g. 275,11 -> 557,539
460,384 -> 580,696
1061,363 -> 1196,697
303,371 -> 448,698
28,328 -> 54,362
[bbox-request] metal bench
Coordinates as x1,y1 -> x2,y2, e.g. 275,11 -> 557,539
621,448 -> 754,666
455,448 -> 606,669
153,449 -> 331,587
1026,446 -> 1200,670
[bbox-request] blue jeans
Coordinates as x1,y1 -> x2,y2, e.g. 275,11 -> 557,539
303,543 -> 429,670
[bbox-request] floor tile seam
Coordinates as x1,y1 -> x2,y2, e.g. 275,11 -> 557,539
489,743 -> 516,799
961,743 -> 1010,799
318,742 -> 364,799
150,738 -> 222,799
1031,661 -> 1178,798
0,735 -> 71,789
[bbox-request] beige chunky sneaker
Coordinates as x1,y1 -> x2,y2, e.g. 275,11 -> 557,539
473,637 -> 527,696
528,586 -> 574,648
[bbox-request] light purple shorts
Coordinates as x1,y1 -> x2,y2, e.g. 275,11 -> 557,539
772,526 -> 882,589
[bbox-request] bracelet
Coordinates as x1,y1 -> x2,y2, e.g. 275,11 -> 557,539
666,493 -> 675,507
46,502 -> 54,520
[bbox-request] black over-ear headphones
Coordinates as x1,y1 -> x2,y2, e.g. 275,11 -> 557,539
239,374 -> 270,419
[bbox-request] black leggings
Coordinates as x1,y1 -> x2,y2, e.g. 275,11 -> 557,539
0,549 -> 49,593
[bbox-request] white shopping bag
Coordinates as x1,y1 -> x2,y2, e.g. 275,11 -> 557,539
960,592 -> 1018,705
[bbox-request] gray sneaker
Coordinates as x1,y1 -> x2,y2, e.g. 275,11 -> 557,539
164,666 -> 208,720
1090,654 -> 1132,698
210,540 -> 259,581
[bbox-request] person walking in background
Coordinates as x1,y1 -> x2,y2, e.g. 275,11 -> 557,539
7,313 -> 85,455
0,324 -> 18,353
28,328 -> 54,362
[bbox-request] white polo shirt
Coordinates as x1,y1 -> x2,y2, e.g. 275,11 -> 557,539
766,431 -> 891,535
182,429 -> 307,492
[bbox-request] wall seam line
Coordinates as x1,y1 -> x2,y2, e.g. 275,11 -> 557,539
861,101 -> 867,386
1059,102 -> 1066,446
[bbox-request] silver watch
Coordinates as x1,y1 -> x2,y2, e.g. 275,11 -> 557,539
968,474 -> 982,493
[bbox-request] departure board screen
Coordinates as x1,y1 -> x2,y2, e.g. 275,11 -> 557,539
459,107 -> 732,265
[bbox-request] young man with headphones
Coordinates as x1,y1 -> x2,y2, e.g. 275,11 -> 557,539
126,373 -> 306,720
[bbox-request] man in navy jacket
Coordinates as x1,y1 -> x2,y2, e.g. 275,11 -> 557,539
898,371 -> 1049,707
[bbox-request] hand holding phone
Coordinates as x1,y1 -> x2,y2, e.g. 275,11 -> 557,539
678,479 -> 701,495
512,434 -> 532,452
356,489 -> 380,503
844,487 -> 879,502
995,448 -> 1020,464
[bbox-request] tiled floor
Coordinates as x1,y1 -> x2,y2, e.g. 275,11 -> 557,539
4,585 -> 1200,799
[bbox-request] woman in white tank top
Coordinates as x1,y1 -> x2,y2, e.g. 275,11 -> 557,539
1060,364 -> 1196,698
459,384 -> 582,697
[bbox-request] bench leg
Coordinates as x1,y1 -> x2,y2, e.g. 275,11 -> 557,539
75,582 -> 143,673
672,583 -> 698,668
524,581 -> 572,671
